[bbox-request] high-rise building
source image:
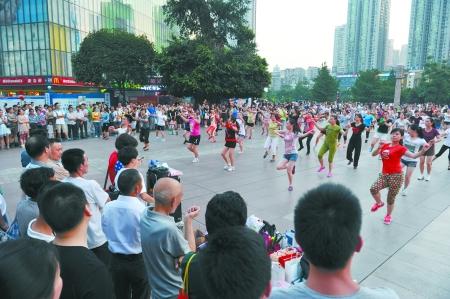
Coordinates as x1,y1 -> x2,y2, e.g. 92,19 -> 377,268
280,67 -> 306,88
400,44 -> 408,66
246,0 -> 257,32
345,0 -> 391,73
333,25 -> 347,75
407,0 -> 450,70
0,0 -> 175,93
271,65 -> 281,91
385,39 -> 395,69
306,67 -> 319,82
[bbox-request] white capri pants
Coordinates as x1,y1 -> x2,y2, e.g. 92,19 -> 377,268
264,136 -> 279,155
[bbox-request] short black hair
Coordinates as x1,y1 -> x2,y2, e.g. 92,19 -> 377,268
118,146 -> 138,165
115,133 -> 138,150
25,135 -> 50,159
20,167 -> 55,200
0,238 -> 59,299
36,181 -> 61,211
61,148 -> 85,173
118,168 -> 142,195
294,183 -> 362,271
40,183 -> 88,234
205,191 -> 247,235
200,226 -> 271,299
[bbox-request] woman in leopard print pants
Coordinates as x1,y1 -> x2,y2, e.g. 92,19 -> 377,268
370,129 -> 430,225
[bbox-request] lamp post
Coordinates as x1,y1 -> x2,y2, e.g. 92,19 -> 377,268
394,65 -> 404,109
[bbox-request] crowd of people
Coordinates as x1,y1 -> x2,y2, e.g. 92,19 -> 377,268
0,98 -> 449,299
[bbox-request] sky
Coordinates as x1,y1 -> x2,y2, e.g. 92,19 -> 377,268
255,0 -> 412,70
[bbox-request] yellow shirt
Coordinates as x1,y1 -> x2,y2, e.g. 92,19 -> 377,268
268,121 -> 278,137
92,112 -> 101,122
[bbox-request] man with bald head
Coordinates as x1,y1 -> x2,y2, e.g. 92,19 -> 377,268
140,178 -> 200,299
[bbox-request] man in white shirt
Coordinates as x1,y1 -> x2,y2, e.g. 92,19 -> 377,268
114,146 -> 154,203
62,148 -> 111,266
76,106 -> 85,138
53,103 -> 68,141
102,169 -> 150,299
66,106 -> 78,140
80,103 -> 90,138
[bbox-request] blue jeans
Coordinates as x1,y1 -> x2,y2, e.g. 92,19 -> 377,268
93,122 -> 101,137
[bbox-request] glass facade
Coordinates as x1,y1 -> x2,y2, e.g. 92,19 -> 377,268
0,0 -> 175,78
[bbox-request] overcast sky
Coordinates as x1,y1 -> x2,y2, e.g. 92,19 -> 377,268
256,0 -> 412,70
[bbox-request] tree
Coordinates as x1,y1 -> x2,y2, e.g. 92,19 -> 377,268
378,70 -> 396,102
159,0 -> 270,102
163,0 -> 251,47
311,64 -> 338,102
351,69 -> 382,103
72,29 -> 156,102
158,38 -> 270,101
417,61 -> 450,104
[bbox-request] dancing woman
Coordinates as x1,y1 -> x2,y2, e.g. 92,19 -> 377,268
316,115 -> 342,178
346,114 -> 365,169
298,114 -> 315,155
276,119 -> 311,191
400,125 -> 427,196
417,118 -> 440,181
370,128 -> 430,225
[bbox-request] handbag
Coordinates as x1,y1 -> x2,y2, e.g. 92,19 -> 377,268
178,253 -> 196,299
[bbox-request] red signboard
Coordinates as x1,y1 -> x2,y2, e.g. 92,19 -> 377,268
51,76 -> 85,86
0,76 -> 46,85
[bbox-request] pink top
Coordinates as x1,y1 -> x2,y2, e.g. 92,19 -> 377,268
189,117 -> 201,136
280,130 -> 297,154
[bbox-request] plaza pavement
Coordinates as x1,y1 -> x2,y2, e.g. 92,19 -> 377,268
1,127 -> 449,298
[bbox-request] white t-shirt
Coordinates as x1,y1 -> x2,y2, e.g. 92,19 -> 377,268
114,167 -> 147,194
444,128 -> 450,147
156,111 -> 166,126
236,119 -> 246,136
0,193 -> 6,216
27,218 -> 55,243
402,133 -> 426,162
53,110 -> 66,125
394,119 -> 409,130
63,176 -> 108,249
76,111 -> 84,120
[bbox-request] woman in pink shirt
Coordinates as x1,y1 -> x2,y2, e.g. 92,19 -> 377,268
180,109 -> 201,163
276,119 -> 311,191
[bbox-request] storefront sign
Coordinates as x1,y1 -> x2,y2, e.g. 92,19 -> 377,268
51,76 -> 84,86
0,76 -> 46,85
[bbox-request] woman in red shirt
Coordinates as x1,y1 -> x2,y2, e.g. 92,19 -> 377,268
370,128 -> 430,225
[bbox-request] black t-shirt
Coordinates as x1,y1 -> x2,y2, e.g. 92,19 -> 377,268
56,245 -> 114,299
350,123 -> 366,138
181,252 -> 208,299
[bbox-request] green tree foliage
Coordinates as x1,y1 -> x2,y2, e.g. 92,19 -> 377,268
160,0 -> 270,102
378,70 -> 396,102
265,80 -> 311,103
311,64 -> 338,102
417,61 -> 450,104
351,69 -> 382,102
163,0 -> 251,47
158,38 -> 270,101
72,29 -> 156,94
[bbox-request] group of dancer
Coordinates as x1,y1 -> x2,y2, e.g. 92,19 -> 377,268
55,99 -> 445,226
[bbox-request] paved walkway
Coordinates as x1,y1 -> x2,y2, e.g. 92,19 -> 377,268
1,128 -> 449,298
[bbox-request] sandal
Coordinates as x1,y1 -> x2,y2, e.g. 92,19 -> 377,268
370,202 -> 385,212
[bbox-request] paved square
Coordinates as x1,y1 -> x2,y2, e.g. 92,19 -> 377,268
1,128 -> 449,298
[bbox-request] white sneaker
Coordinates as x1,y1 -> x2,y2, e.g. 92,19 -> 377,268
401,188 -> 408,196
192,158 -> 199,163
417,175 -> 424,181
224,165 -> 230,170
227,166 -> 235,172
425,175 -> 431,181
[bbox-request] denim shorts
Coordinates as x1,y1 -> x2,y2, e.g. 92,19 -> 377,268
283,153 -> 298,162
401,159 -> 417,168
